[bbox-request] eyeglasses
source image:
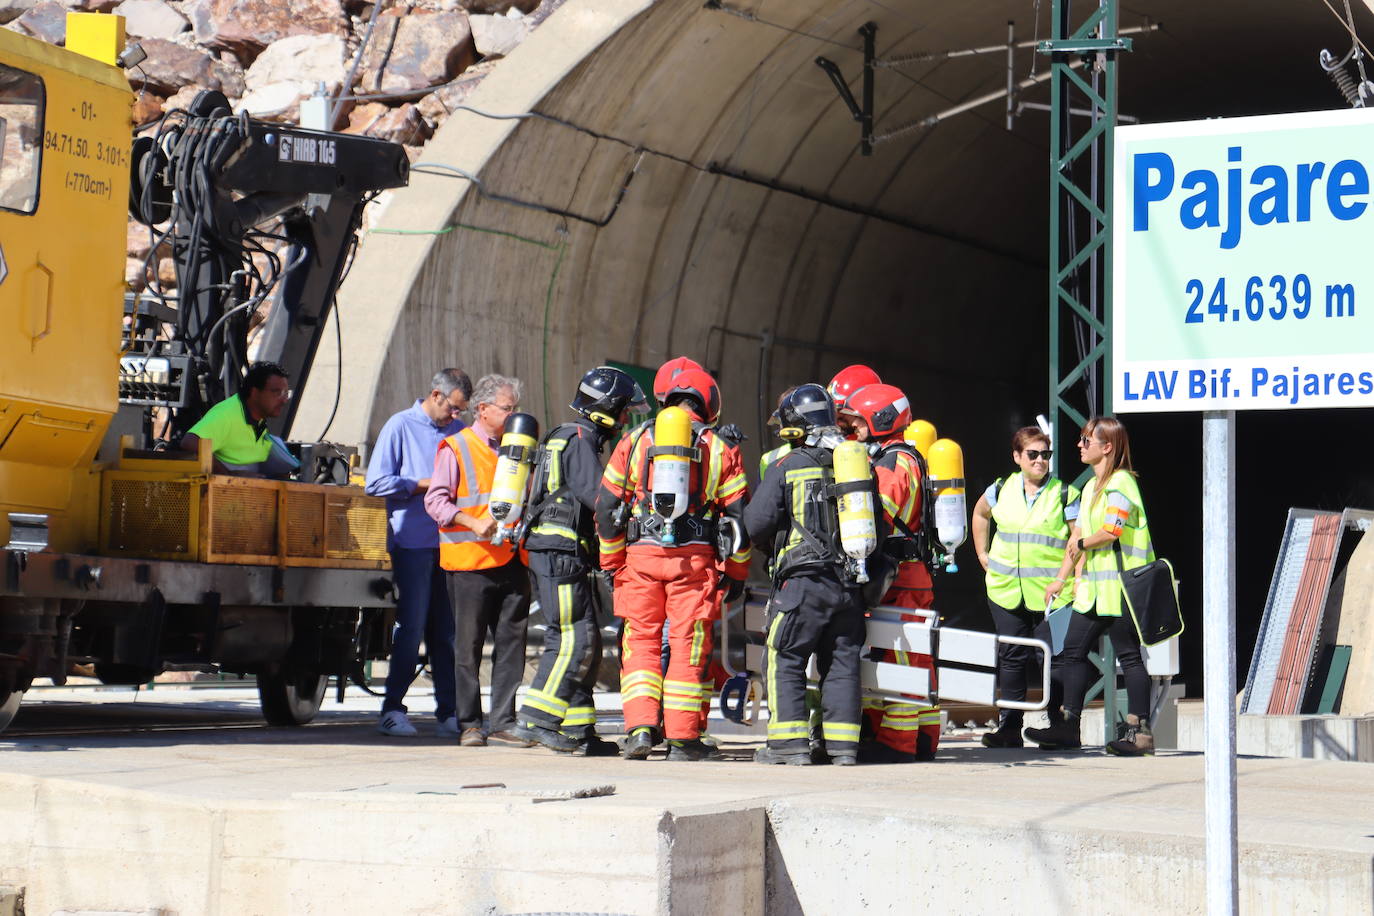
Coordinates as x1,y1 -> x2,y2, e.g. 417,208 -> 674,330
1023,449 -> 1052,461
1078,435 -> 1103,448
485,402 -> 516,414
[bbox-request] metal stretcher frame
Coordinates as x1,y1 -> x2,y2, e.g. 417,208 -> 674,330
719,593 -> 1052,725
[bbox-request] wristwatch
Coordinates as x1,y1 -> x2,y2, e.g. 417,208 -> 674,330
1077,537 -> 1086,552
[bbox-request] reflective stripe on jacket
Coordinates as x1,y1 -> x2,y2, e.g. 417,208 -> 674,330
437,427 -> 514,571
986,473 -> 1078,612
1073,469 -> 1153,617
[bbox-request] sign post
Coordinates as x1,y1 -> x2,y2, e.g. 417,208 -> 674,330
1114,107 -> 1374,912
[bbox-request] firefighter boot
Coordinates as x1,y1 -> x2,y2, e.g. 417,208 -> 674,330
1024,710 -> 1082,750
569,728 -> 621,757
981,711 -> 1025,748
622,726 -> 656,760
513,722 -> 581,753
1106,714 -> 1155,757
754,745 -> 813,766
666,738 -> 724,761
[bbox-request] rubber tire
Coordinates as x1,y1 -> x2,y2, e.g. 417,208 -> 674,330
257,670 -> 328,727
0,687 -> 22,734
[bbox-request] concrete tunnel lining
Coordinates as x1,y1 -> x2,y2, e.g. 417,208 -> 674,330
295,0 -> 1051,481
293,0 -> 1374,670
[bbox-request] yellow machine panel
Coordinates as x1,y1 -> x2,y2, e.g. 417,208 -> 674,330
0,24 -> 132,551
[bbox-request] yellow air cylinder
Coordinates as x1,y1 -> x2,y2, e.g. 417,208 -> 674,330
489,412 -> 539,545
927,437 -> 967,572
904,419 -> 937,458
832,439 -> 877,582
651,405 -> 694,545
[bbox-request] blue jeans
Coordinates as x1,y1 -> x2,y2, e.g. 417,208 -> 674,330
383,547 -> 457,720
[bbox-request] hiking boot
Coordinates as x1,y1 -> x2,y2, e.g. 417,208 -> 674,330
622,727 -> 656,760
1107,715 -> 1155,757
980,715 -> 1025,749
487,729 -> 536,748
666,738 -> 724,761
513,722 -> 580,753
1024,712 -> 1081,750
459,727 -> 486,747
753,745 -> 813,766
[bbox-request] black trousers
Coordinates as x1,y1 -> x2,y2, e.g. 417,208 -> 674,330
985,596 -> 1056,724
766,573 -> 866,755
518,550 -> 602,733
1059,607 -> 1150,719
448,560 -> 531,733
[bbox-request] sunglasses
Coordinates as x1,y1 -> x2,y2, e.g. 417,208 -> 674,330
1023,449 -> 1052,460
1078,435 -> 1103,447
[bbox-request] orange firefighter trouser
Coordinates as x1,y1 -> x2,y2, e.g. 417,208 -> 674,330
865,582 -> 942,757
615,548 -> 719,741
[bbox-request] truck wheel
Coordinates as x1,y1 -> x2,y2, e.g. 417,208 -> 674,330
257,670 -> 328,726
0,687 -> 22,734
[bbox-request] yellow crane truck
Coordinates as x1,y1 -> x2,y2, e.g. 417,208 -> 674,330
0,15 -> 409,731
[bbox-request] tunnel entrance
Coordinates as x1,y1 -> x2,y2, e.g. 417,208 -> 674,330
299,0 -> 1374,692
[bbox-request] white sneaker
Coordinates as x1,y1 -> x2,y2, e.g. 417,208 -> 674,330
377,710 -> 418,737
435,716 -> 460,738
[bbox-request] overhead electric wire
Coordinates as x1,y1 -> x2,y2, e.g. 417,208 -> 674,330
1317,0 -> 1374,62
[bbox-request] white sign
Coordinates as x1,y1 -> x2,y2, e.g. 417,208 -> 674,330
1113,109 -> 1374,412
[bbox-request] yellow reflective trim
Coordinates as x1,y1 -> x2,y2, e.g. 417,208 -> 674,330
663,679 -> 702,697
622,619 -> 632,663
542,583 -> 576,706
880,494 -> 900,518
621,669 -> 664,687
766,609 -> 786,721
563,706 -> 596,727
603,465 -> 627,488
689,619 -> 705,667
705,436 -> 724,501
718,472 -> 747,499
523,693 -> 568,718
767,722 -> 811,739
822,722 -> 861,740
533,523 -> 579,541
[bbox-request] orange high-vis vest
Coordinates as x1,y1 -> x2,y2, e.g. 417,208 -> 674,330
437,427 -> 515,571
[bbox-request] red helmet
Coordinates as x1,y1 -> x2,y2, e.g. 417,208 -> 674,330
827,364 -> 881,409
846,383 -> 911,440
653,356 -> 704,405
662,368 -> 721,426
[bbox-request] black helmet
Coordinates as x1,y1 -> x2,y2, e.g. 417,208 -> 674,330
571,366 -> 648,429
779,383 -> 835,434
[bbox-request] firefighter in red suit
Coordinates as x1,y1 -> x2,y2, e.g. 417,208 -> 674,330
844,383 -> 942,762
595,369 -> 751,761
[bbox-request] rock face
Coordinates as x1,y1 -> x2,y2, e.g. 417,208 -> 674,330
457,0 -> 538,13
360,10 -> 474,95
469,13 -> 529,58
114,0 -> 187,39
7,0 -> 66,44
185,0 -> 349,59
136,37 -> 246,97
244,32 -> 347,90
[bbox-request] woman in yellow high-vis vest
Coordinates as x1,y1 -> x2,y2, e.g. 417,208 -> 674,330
1026,416 -> 1156,757
972,426 -> 1080,748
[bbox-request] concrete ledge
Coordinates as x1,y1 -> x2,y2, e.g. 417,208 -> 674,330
1175,703 -> 1374,761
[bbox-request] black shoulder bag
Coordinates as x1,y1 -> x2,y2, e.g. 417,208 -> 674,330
1113,541 -> 1184,646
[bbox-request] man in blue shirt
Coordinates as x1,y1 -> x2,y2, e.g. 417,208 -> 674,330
366,368 -> 472,737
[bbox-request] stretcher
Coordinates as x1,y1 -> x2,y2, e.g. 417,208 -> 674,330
719,592 -> 1051,725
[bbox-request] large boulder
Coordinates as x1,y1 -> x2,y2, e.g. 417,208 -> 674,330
7,1 -> 65,43
0,0 -> 38,26
360,10 -> 473,95
244,33 -> 347,91
366,102 -> 431,145
415,60 -> 494,122
136,36 -> 245,97
468,12 -> 528,58
114,0 -> 188,39
185,0 -> 347,60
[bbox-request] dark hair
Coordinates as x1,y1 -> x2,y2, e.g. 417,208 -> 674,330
243,361 -> 288,392
1011,426 -> 1049,453
432,368 -> 472,400
1082,415 -> 1134,477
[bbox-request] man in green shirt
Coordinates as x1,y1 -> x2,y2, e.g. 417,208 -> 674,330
180,362 -> 291,474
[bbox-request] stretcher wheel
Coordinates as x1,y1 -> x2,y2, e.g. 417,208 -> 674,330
258,669 -> 327,726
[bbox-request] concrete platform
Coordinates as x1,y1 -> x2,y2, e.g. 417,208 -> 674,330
1,688 -> 1372,915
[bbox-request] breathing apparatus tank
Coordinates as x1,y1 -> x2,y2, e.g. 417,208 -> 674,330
832,439 -> 878,583
650,405 -> 694,546
489,412 -> 540,545
904,419 -> 937,458
926,437 -> 967,572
